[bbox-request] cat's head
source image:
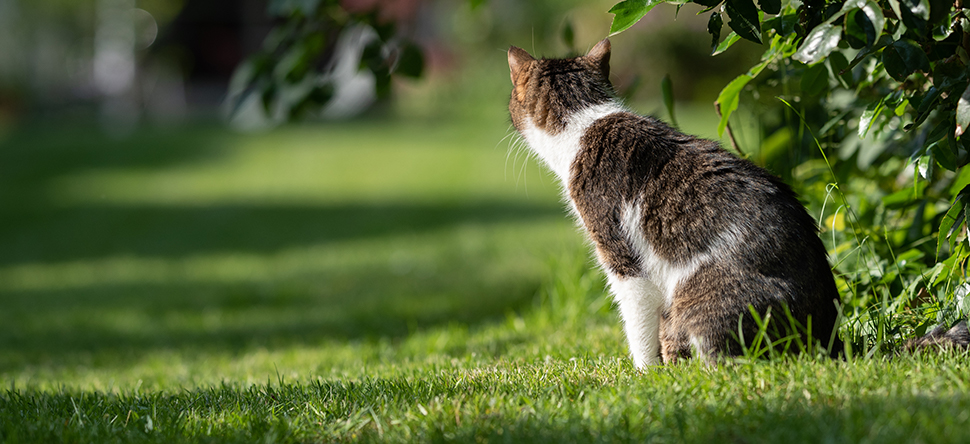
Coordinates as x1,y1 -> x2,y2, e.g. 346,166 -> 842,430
507,39 -> 614,134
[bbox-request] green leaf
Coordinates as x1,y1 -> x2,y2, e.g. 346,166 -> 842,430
840,0 -> 867,12
792,24 -> 842,65
897,248 -> 926,265
898,0 -> 930,34
708,11 -> 723,54
883,185 -> 924,208
859,99 -> 885,138
918,153 -> 934,179
845,8 -> 876,49
895,99 -> 908,116
759,0 -> 780,14
862,1 -> 886,37
916,87 -> 942,116
725,0 -> 763,44
800,63 -> 828,95
662,74 -> 678,127
925,118 -> 952,146
845,34 -> 893,72
956,83 -> 970,138
933,58 -> 968,91
934,251 -> 963,285
609,0 -> 666,35
882,39 -> 931,81
938,184 -> 970,257
952,167 -> 970,196
747,56 -> 773,78
693,0 -> 723,6
716,74 -> 752,136
927,261 -> 947,286
906,86 -> 941,131
764,13 -> 798,37
712,32 -> 742,55
887,0 -> 904,25
932,139 -> 958,171
828,50 -> 853,87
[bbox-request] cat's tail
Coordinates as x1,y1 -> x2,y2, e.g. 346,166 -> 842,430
902,320 -> 970,352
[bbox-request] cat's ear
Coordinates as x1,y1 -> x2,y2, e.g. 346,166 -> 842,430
508,46 -> 534,81
585,38 -> 611,79
508,46 -> 534,100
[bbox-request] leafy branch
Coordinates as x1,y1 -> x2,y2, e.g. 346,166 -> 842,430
611,0 -> 970,343
227,0 -> 425,123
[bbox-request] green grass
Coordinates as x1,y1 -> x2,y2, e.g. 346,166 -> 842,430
2,110 -> 969,443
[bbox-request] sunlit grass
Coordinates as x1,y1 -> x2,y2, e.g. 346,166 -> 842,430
43,121 -> 549,206
2,108 -> 969,442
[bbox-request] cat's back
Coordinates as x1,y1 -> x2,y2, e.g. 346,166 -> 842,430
575,110 -> 839,343
572,111 -> 819,248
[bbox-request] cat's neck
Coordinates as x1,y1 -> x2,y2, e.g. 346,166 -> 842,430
519,100 -> 627,184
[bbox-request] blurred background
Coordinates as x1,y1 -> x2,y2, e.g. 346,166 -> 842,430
0,0 -> 762,379
0,0 -> 762,127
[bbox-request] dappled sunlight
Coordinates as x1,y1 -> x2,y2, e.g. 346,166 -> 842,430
44,122 -> 561,207
0,119 -> 587,381
0,219 -> 569,294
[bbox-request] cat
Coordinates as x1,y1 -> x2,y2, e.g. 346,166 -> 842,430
507,39 -> 844,367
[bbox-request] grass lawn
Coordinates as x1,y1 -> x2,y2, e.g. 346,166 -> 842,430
1,108 -> 969,443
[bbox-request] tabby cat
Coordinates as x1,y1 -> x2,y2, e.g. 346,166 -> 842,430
507,39 -> 843,367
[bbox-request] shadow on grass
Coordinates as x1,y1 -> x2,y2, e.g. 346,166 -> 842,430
0,201 -> 561,265
0,202 -> 565,370
0,123 -> 570,370
0,278 -> 539,369
0,123 -> 229,185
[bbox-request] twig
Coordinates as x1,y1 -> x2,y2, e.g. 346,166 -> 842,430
715,101 -> 745,157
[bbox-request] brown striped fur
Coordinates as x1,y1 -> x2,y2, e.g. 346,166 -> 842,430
509,39 -> 843,365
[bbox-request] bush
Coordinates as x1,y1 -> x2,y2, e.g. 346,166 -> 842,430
611,0 -> 970,351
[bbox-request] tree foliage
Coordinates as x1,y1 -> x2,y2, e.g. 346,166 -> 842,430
612,0 -> 970,348
228,0 -> 425,122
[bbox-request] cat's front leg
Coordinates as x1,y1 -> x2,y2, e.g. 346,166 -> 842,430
608,274 -> 664,368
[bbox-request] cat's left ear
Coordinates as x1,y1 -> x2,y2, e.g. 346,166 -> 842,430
585,38 -> 611,79
508,46 -> 534,82
508,46 -> 535,101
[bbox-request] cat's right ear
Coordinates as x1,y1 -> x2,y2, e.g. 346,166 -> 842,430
508,46 -> 534,101
585,39 -> 611,79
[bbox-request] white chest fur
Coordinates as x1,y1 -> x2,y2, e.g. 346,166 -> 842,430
518,101 -> 627,187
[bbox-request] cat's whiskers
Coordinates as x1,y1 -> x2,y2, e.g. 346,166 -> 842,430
502,127 -> 534,191
498,125 -> 520,181
516,145 -> 531,195
496,124 -> 517,149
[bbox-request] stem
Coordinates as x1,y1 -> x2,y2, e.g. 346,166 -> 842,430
715,101 -> 745,157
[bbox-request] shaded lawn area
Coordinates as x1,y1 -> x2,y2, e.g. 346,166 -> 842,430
0,115 -> 581,382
